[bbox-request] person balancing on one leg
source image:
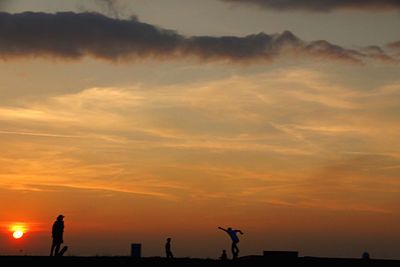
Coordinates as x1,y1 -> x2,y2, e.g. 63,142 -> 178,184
218,226 -> 243,259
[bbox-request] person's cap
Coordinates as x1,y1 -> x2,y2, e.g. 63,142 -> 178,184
57,214 -> 65,219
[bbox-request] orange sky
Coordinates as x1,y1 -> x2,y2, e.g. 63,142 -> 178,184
1,62 -> 399,258
0,0 -> 400,259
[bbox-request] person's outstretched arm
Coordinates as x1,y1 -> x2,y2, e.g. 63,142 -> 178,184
218,227 -> 227,232
236,230 -> 244,235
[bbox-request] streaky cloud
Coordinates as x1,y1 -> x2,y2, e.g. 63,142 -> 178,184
385,41 -> 400,59
387,40 -> 400,50
0,12 -> 395,64
221,0 -> 400,11
361,45 -> 398,62
0,130 -> 85,139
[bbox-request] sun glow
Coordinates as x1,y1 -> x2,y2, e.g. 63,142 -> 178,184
10,224 -> 27,239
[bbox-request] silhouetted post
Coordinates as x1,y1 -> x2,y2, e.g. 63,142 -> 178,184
131,243 -> 141,258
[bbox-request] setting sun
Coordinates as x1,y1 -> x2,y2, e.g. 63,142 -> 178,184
12,230 -> 24,239
9,224 -> 27,240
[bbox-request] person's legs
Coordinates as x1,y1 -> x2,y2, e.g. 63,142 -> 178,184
58,246 -> 68,256
50,242 -> 56,256
54,243 -> 61,256
232,241 -> 239,259
231,242 -> 236,259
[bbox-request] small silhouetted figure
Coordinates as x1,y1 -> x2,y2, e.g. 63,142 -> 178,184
362,251 -> 370,260
219,249 -> 228,261
218,226 -> 243,259
50,214 -> 65,256
165,238 -> 174,258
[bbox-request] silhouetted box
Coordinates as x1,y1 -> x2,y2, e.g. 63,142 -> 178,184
131,243 -> 141,258
263,251 -> 298,258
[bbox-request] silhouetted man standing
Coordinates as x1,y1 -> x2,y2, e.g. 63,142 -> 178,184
165,238 -> 174,258
50,214 -> 65,256
218,226 -> 243,259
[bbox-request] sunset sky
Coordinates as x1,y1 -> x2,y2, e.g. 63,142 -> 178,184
0,0 -> 400,259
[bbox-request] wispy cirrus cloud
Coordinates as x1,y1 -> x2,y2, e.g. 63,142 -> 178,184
0,68 -> 399,215
0,12 -> 397,64
221,0 -> 400,12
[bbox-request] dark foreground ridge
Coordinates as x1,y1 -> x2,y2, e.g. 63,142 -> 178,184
0,256 -> 399,267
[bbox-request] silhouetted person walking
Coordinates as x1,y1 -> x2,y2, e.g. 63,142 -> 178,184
218,226 -> 243,259
50,214 -> 65,256
165,238 -> 174,258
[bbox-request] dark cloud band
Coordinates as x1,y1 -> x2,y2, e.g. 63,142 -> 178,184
221,0 -> 400,11
0,12 -> 396,64
0,12 -> 182,60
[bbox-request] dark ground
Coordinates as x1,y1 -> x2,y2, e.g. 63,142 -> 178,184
0,255 -> 399,267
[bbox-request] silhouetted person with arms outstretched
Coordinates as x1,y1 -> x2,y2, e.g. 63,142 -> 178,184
165,238 -> 174,258
50,214 -> 65,256
218,226 -> 243,259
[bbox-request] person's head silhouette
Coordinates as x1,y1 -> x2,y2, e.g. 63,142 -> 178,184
57,215 -> 64,221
